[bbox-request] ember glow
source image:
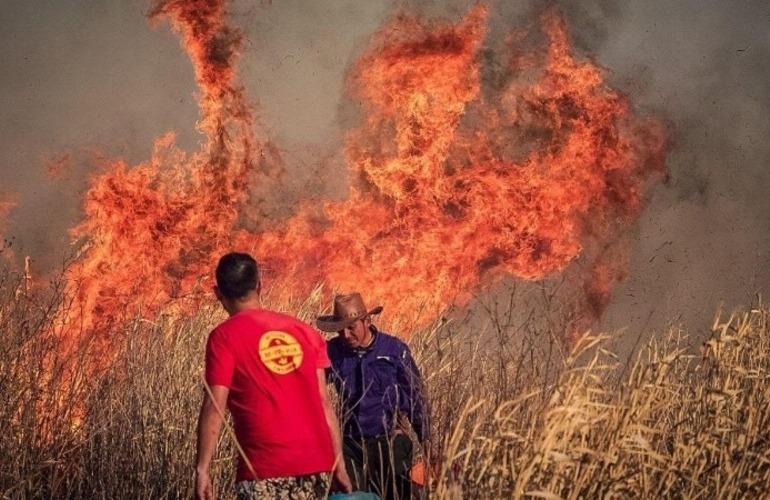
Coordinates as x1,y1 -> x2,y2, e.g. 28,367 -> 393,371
51,0 -> 665,345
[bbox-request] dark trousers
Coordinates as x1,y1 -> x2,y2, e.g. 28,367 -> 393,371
343,433 -> 413,500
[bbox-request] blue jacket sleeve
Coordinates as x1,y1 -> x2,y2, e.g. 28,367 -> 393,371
396,344 -> 429,443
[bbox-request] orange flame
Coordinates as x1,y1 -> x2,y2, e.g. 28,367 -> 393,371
60,0 -> 279,339
57,2 -> 666,349
252,7 -> 666,324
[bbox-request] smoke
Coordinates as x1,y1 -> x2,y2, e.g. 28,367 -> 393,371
0,0 -> 199,269
582,1 -> 770,354
1,0 -> 768,348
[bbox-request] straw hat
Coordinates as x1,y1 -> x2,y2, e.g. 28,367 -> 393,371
315,292 -> 383,332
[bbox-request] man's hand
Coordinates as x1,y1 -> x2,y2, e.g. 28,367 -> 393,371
195,470 -> 214,500
332,463 -> 353,493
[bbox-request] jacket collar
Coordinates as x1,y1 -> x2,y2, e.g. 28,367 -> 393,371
351,325 -> 379,356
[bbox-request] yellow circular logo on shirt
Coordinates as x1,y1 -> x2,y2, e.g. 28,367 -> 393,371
259,331 -> 304,375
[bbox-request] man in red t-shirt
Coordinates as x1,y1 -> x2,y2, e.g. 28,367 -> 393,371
195,252 -> 352,500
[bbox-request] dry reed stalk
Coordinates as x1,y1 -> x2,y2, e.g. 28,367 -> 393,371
3,266 -> 770,499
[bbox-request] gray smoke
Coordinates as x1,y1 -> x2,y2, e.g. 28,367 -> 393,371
580,1 -> 770,355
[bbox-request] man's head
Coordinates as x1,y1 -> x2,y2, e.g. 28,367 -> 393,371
316,292 -> 383,349
214,252 -> 261,314
338,314 -> 373,350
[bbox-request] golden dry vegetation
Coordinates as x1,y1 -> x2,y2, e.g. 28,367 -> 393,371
1,266 -> 769,499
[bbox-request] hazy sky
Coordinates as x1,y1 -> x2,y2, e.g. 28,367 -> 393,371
1,0 -> 769,343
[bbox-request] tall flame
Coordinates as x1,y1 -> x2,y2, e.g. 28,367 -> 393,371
55,2 -> 666,349
60,0 -> 278,338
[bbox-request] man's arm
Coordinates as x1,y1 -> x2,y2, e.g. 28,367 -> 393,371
195,385 -> 229,500
317,369 -> 352,493
397,346 -> 430,444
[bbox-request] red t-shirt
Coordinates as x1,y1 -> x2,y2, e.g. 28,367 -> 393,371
205,308 -> 334,481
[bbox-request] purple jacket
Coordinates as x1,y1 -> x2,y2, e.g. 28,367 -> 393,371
327,328 -> 429,443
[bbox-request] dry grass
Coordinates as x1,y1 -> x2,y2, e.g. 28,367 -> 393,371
1,265 -> 770,499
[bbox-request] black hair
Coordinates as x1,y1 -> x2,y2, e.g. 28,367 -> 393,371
215,252 -> 259,300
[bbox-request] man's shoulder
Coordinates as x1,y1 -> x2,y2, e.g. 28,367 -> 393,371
213,308 -> 314,338
375,331 -> 409,353
377,330 -> 406,345
248,308 -> 313,326
244,307 -> 296,322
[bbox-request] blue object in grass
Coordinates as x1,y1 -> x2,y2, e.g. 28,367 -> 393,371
328,492 -> 380,500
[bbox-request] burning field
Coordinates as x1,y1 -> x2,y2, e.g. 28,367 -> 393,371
2,0 -> 770,498
4,0 -> 667,342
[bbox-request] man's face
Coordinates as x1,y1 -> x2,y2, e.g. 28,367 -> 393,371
339,316 -> 372,349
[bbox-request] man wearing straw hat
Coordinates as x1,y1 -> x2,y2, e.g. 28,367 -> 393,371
195,252 -> 352,500
317,292 -> 430,500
